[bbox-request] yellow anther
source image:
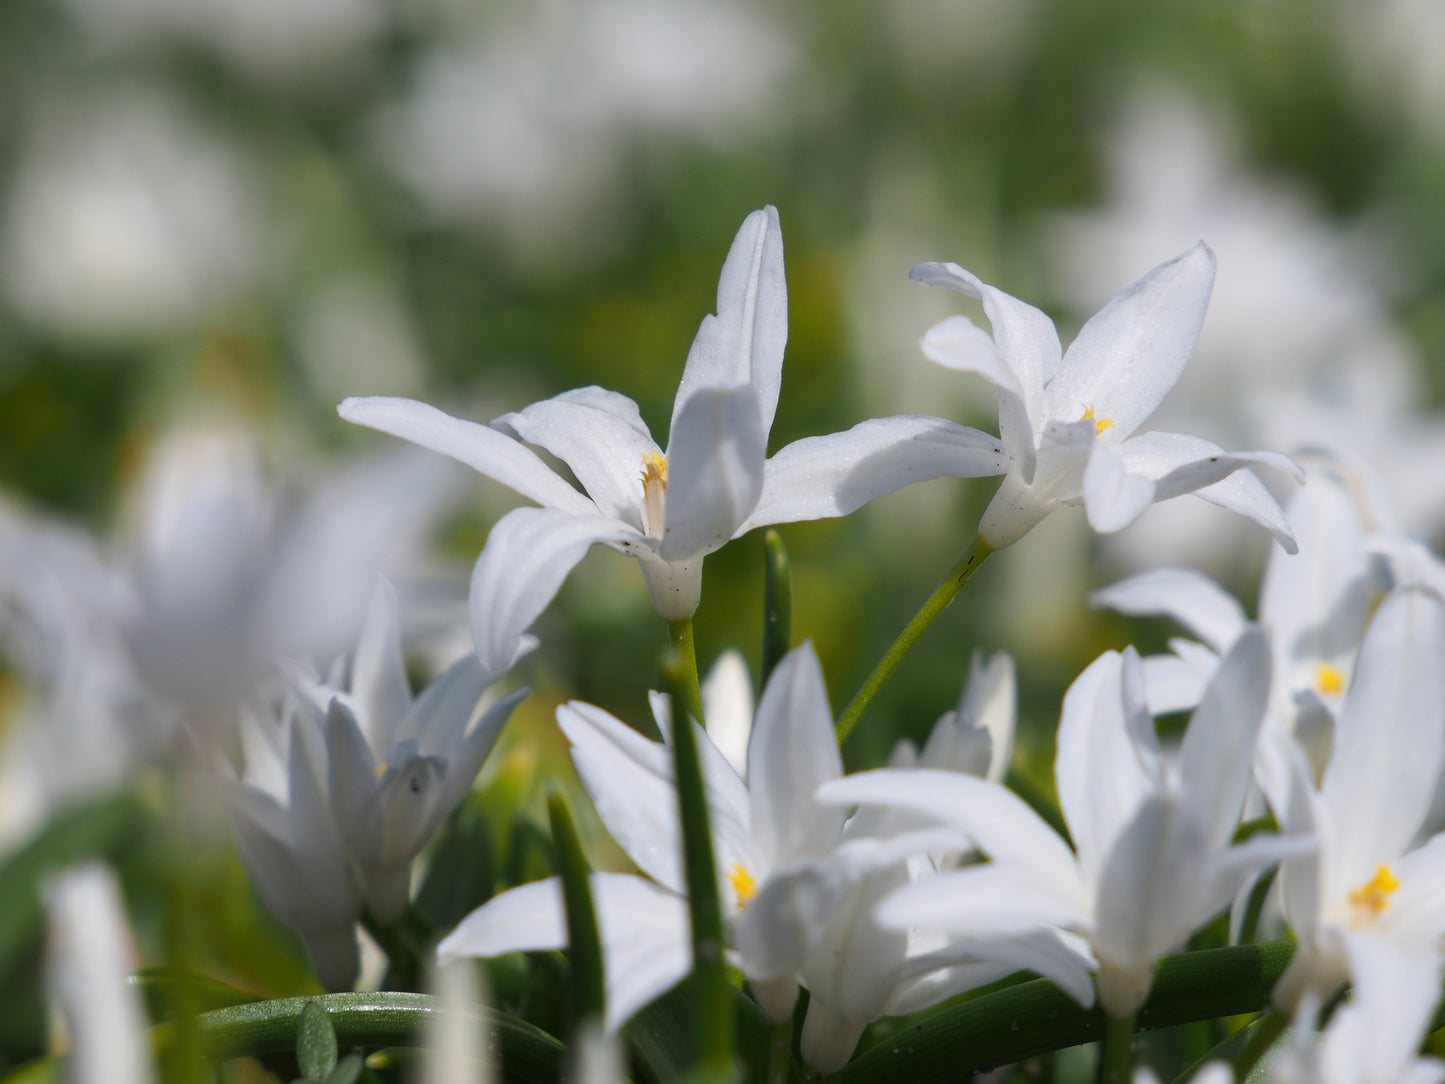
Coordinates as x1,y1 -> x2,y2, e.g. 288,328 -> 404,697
1082,405 -> 1115,435
1347,865 -> 1400,924
727,864 -> 757,910
1315,662 -> 1347,697
639,450 -> 668,489
639,451 -> 668,538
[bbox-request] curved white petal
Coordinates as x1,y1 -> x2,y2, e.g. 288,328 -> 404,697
737,415 -> 1005,535
493,394 -> 658,528
1091,568 -> 1246,654
351,579 -> 411,754
701,650 -> 754,780
338,397 -> 595,516
674,206 -> 787,438
396,654 -> 491,757
888,927 -> 1096,1014
1047,244 -> 1215,439
977,417 -> 1096,549
921,651 -> 1016,783
661,386 -> 766,562
468,508 -> 640,673
645,690 -> 754,849
919,315 -> 1034,478
1138,650 -> 1214,716
1322,586 -> 1445,894
325,700 -> 384,869
1194,468 -> 1300,554
1114,430 -> 1302,498
1082,442 -> 1157,533
875,862 -> 1092,943
747,643 -> 844,868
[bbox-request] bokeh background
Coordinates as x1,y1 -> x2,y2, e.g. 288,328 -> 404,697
3,0 -> 1445,1073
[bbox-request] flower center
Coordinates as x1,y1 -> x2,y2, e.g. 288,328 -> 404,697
727,864 -> 757,910
1346,864 -> 1400,926
1315,662 -> 1347,697
1081,405 -> 1115,435
639,451 -> 668,538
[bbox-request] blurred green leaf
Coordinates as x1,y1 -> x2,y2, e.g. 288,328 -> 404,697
296,1000 -> 339,1081
415,800 -> 494,932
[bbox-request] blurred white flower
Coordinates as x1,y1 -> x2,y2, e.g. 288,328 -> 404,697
45,864 -> 152,1084
425,961 -> 495,1084
1,92 -> 261,343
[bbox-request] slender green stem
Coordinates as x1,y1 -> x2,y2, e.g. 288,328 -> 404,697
668,617 -> 705,724
761,529 -> 792,687
546,791 -> 606,1028
661,650 -> 733,1076
361,905 -> 436,993
766,1015 -> 793,1084
835,535 -> 994,744
1097,1011 -> 1135,1084
1231,1008 -> 1288,1081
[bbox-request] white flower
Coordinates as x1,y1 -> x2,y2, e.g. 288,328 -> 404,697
912,243 -> 1302,551
342,208 -> 1004,668
821,630 -> 1310,1017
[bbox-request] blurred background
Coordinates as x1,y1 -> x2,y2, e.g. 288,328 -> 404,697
2,0 -> 1445,1072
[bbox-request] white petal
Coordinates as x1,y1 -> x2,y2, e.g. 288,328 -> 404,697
919,315 -> 1035,480
889,927 -> 1096,1013
351,579 -> 411,753
645,691 -> 755,854
921,650 -> 1016,783
747,643 -> 844,868
1138,650 -> 1214,716
1082,443 -> 1157,533
1090,568 -> 1247,654
661,386 -> 766,562
395,654 -> 492,759
436,687 -> 529,823
325,699 -> 384,869
338,397 -> 595,515
492,393 -> 659,529
875,862 -> 1092,946
976,417 -> 1096,549
1322,586 -> 1445,892
674,206 -> 787,437
1114,430 -> 1302,498
468,507 -> 641,673
736,415 -> 1005,535
701,649 -> 754,780
1047,244 -> 1215,439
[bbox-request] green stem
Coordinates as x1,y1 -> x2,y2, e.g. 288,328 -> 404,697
761,529 -> 792,687
1097,1011 -> 1135,1084
834,535 -> 994,744
1231,1008 -> 1289,1081
668,617 -> 705,724
661,650 -> 733,1076
361,905 -> 436,993
767,1015 -> 794,1084
546,791 -> 606,1028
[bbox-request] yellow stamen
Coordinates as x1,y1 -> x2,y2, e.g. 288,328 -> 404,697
1347,864 -> 1400,924
1082,405 -> 1115,435
727,864 -> 757,909
639,451 -> 668,538
639,450 -> 668,489
1315,662 -> 1347,697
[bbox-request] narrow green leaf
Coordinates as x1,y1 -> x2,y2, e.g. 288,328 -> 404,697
130,966 -> 259,1020
625,981 -> 801,1084
326,1052 -> 364,1084
661,648 -> 733,1077
297,1000 -> 339,1081
545,791 -> 606,1028
760,529 -> 792,687
415,801 -> 495,930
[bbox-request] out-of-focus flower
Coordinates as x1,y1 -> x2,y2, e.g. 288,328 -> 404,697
45,864 -> 152,1084
912,244 -> 1301,551
890,651 -> 1015,781
344,208 -> 1003,666
373,0 -> 792,248
1,92 -> 260,343
823,630 -> 1309,1017
424,961 -> 495,1084
1267,583 -> 1445,1012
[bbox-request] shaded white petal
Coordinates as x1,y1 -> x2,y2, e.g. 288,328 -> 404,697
325,699 -> 384,869
351,579 -> 411,753
1090,568 -> 1247,654
919,314 -> 1035,480
1138,650 -> 1214,716
800,1002 -> 870,1077
674,206 -> 787,437
436,687 -> 529,825
396,654 -> 492,758
888,927 -> 1096,1014
661,386 -> 765,562
424,962 -> 494,1084
1082,442 -> 1157,533
1114,431 -> 1302,499
1322,586 -> 1445,893
493,393 -> 658,528
1047,244 -> 1215,439
977,417 -> 1096,549
645,691 -> 754,853
338,397 -> 595,515
747,643 -> 844,868
701,650 -> 753,780
468,508 -> 640,673
737,415 -> 1005,535
876,863 -> 1092,950
1334,930 -> 1445,1082
921,650 -> 1016,783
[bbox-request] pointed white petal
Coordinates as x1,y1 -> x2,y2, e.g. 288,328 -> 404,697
976,417 -> 1096,549
921,651 -> 1016,783
1090,568 -> 1247,654
800,1001 -> 870,1077
1047,244 -> 1215,439
396,654 -> 491,758
338,397 -> 595,515
737,415 -> 1005,535
645,691 -> 754,849
889,927 -> 1096,1013
1082,443 -> 1157,533
1138,650 -> 1214,716
876,863 -> 1092,945
747,643 -> 844,868
326,699 -> 384,869
1322,586 -> 1445,893
438,687 -> 529,821
701,649 -> 754,780
674,206 -> 787,437
351,579 -> 411,754
493,393 -> 658,529
468,507 -> 641,673
919,315 -> 1035,479
661,386 -> 766,561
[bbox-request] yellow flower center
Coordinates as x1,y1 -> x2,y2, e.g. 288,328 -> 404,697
1315,662 -> 1347,697
727,864 -> 757,910
1347,864 -> 1400,926
639,451 -> 668,538
1082,405 -> 1115,435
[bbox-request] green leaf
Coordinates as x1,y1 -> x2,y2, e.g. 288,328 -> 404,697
326,1053 -> 364,1084
546,792 -> 606,1028
625,981 -> 801,1084
297,1000 -> 339,1081
760,529 -> 792,687
415,800 -> 495,930
130,965 -> 259,1021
